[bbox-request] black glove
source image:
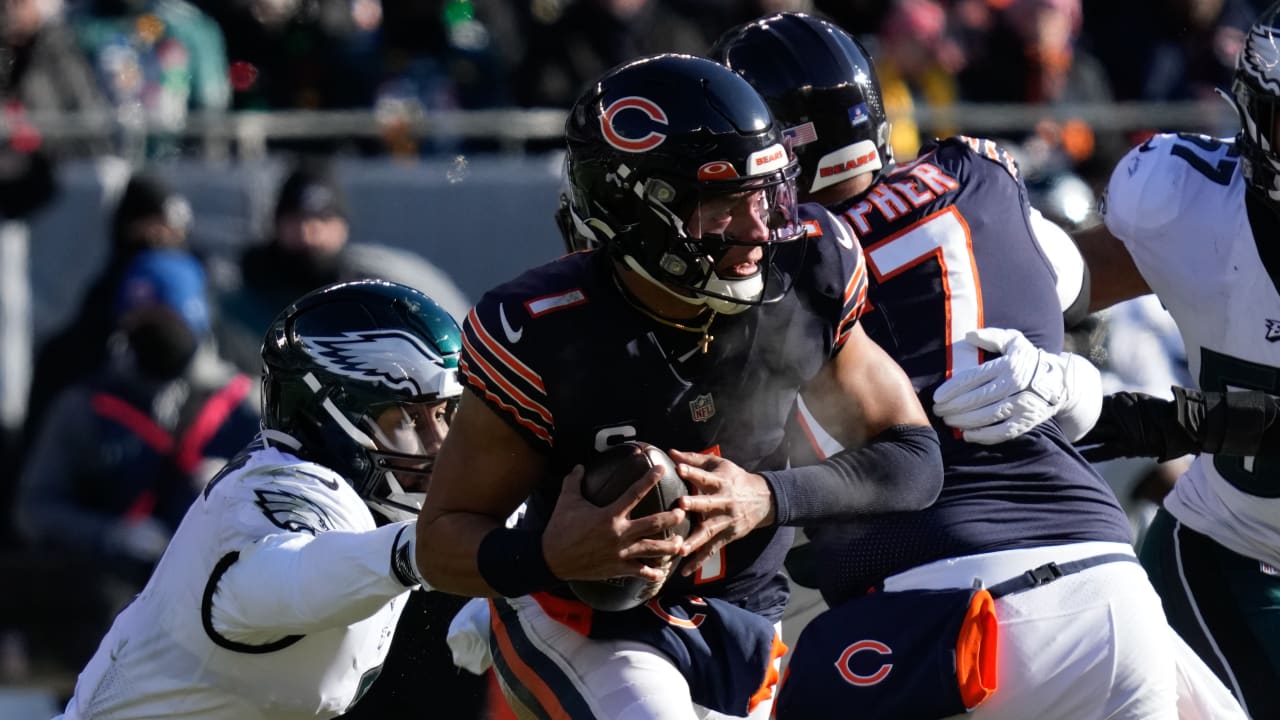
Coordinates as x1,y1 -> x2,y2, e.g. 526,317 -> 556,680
1075,389 -> 1200,463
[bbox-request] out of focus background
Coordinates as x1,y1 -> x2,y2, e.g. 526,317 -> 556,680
0,0 -> 1246,715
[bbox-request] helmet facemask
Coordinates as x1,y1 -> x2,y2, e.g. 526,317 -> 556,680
567,149 -> 807,315
356,397 -> 458,522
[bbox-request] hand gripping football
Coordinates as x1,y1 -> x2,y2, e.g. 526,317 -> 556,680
568,441 -> 692,612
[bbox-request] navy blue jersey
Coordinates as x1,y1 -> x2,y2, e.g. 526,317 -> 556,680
805,137 -> 1130,602
462,203 -> 867,619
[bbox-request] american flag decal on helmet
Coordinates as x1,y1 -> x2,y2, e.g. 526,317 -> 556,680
783,122 -> 818,148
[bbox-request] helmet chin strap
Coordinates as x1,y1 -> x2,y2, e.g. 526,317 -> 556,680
620,254 -> 761,315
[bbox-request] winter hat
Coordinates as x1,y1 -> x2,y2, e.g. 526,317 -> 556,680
273,160 -> 348,220
114,248 -> 210,336
111,172 -> 193,250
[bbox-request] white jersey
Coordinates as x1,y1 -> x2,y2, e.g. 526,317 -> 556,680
1102,132 -> 1280,566
59,440 -> 417,720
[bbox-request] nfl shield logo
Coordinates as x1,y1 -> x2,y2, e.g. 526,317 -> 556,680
689,394 -> 715,423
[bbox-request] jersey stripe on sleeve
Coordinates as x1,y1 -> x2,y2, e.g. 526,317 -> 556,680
461,309 -> 554,446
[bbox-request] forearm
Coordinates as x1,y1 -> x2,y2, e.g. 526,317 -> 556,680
211,521 -> 417,638
417,511 -> 522,597
1183,388 -> 1280,457
760,424 -> 943,525
1080,388 -> 1280,462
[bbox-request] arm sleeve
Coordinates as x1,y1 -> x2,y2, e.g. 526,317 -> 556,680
1185,388 -> 1280,458
760,424 -> 943,526
209,520 -> 417,642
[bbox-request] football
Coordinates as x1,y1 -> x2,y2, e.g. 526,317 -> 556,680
568,441 -> 692,612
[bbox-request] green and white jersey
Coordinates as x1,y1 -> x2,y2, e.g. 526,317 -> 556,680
1103,131 -> 1280,567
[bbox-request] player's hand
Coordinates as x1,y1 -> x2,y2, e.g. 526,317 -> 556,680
541,464 -> 687,583
671,450 -> 773,577
932,327 -> 1101,444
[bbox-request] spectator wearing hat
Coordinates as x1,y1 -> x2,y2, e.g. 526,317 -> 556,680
213,157 -> 471,375
22,171 -> 193,457
12,247 -> 259,673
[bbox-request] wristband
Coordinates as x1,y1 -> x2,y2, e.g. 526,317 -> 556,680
476,527 -> 559,597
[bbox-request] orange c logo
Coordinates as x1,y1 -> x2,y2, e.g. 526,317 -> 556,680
600,96 -> 668,153
835,640 -> 893,686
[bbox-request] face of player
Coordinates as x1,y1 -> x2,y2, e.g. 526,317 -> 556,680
685,189 -> 771,279
363,398 -> 455,491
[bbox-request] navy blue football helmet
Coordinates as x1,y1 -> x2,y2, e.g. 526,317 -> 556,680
261,280 -> 463,522
710,13 -> 894,198
558,53 -> 806,314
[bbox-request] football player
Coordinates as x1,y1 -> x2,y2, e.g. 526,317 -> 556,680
1072,3 -> 1280,715
713,13 -> 1245,719
416,54 -> 944,719
57,280 -> 463,720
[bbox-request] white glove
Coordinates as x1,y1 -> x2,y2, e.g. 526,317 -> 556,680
447,597 -> 494,675
932,327 -> 1102,444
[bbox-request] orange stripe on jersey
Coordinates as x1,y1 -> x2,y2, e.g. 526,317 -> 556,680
467,309 -> 546,393
488,600 -> 573,720
460,360 -> 554,445
842,255 -> 867,309
460,341 -> 554,427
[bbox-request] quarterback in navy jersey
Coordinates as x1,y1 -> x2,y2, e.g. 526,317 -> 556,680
417,54 -> 942,719
715,13 -> 1246,720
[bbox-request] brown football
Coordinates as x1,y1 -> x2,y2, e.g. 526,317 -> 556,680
568,441 -> 692,612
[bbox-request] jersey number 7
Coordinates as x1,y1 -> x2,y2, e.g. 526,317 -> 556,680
863,206 -> 984,388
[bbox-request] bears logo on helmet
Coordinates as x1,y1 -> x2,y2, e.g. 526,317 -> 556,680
568,441 -> 692,612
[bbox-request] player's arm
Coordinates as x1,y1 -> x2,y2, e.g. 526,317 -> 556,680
762,324 -> 942,520
417,389 -> 686,597
207,519 -> 422,641
1077,386 -> 1280,462
1075,222 -> 1150,312
675,325 -> 941,571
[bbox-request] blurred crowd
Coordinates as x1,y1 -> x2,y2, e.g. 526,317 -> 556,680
0,0 -> 1263,171
0,0 -> 1245,703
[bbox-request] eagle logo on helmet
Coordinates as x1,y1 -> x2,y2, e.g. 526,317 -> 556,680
303,330 -> 460,396
600,96 -> 669,153
1240,25 -> 1280,94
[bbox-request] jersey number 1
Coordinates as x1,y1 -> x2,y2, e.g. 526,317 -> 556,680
864,206 -> 984,386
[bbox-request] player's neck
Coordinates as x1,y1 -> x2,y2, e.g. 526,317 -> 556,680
613,260 -> 712,322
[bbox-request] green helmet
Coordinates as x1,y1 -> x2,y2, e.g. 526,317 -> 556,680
261,279 -> 463,522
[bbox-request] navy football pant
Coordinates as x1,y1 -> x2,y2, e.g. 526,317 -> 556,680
1140,508 -> 1280,719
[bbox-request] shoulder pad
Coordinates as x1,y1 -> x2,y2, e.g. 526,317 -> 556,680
798,203 -> 868,350
462,286 -> 561,448
799,202 -> 858,252
1101,133 -> 1213,240
221,456 -> 371,536
943,135 -> 1022,181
